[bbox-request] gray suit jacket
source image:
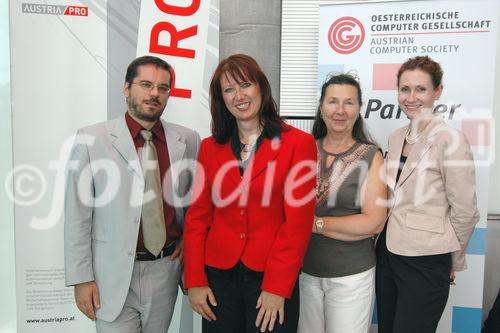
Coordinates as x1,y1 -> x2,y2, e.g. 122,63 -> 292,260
385,117 -> 480,271
64,115 -> 200,321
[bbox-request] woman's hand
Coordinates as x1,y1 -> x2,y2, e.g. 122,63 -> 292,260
255,291 -> 285,332
188,286 -> 217,321
450,271 -> 456,285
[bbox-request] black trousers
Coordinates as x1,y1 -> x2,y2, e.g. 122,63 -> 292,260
483,288 -> 500,332
375,229 -> 451,333
202,261 -> 300,333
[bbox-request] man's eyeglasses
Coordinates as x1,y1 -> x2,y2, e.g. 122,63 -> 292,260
131,81 -> 171,95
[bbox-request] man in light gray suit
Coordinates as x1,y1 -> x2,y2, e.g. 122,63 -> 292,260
65,55 -> 200,332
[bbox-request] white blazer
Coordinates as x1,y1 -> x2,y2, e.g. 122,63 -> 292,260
385,117 -> 480,271
64,115 -> 200,321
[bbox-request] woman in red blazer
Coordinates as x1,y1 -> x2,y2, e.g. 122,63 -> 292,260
184,54 -> 317,332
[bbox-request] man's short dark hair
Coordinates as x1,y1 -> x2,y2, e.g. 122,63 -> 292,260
125,55 -> 172,86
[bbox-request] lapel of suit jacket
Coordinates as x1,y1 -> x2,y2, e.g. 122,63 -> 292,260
396,117 -> 445,188
161,120 -> 186,175
248,136 -> 282,181
214,140 -> 242,185
110,116 -> 142,177
161,120 -> 187,208
387,128 -> 405,191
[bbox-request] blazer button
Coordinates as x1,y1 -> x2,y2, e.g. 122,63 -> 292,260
240,233 -> 246,239
240,210 -> 245,215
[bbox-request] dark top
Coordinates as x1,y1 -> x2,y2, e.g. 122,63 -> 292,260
230,126 -> 280,175
396,155 -> 407,185
302,140 -> 379,278
125,113 -> 179,251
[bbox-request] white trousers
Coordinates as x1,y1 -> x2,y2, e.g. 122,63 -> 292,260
298,267 -> 375,333
95,256 -> 180,333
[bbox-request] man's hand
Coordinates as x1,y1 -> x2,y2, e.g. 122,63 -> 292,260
188,286 -> 217,321
74,281 -> 100,321
255,291 -> 285,332
171,239 -> 183,261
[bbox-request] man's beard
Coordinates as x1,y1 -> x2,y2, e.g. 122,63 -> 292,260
127,96 -> 163,122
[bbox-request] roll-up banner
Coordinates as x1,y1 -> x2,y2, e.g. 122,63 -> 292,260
9,1 -> 217,332
318,0 -> 497,332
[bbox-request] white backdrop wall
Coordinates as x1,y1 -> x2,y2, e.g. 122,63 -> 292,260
490,5 -> 500,215
0,0 -> 15,332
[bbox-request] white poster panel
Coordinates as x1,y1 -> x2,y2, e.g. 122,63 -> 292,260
9,1 -> 106,332
9,1 -> 217,332
136,0 -> 218,138
318,0 -> 497,332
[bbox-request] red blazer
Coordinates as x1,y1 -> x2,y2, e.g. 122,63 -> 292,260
184,125 -> 317,298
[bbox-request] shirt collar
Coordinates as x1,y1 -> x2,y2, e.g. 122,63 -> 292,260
125,112 -> 166,143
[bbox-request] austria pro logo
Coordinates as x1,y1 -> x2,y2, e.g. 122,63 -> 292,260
22,3 -> 88,16
328,16 -> 365,54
